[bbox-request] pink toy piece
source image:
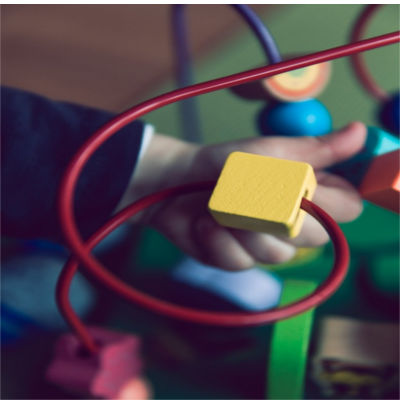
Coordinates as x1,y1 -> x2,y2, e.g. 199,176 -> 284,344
117,377 -> 153,399
46,326 -> 143,399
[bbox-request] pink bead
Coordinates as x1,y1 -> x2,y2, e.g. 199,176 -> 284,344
46,326 -> 143,398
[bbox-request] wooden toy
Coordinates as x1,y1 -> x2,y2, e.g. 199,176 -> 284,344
257,98 -> 332,137
46,326 -> 149,399
208,152 -> 317,237
311,317 -> 399,399
379,92 -> 400,135
329,126 -> 400,186
358,149 -> 400,213
262,62 -> 332,102
266,280 -> 318,399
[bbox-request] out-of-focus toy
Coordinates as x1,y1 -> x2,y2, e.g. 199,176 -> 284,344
329,127 -> 400,213
46,326 -> 151,399
311,316 -> 399,399
350,5 -> 400,137
258,97 -> 332,137
267,280 -> 318,400
379,92 -> 400,135
359,149 -> 400,213
262,62 -> 332,102
259,61 -> 333,137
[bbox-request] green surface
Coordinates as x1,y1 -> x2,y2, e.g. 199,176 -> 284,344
369,252 -> 400,296
266,280 -> 318,400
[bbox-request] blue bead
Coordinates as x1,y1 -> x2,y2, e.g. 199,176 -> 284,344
257,99 -> 332,137
379,92 -> 400,135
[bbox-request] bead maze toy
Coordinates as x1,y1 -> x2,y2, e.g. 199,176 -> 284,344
5,4 -> 398,400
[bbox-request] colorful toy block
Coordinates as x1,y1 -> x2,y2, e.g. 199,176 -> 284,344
329,126 -> 400,187
358,149 -> 400,213
46,327 -> 149,399
208,152 -> 317,237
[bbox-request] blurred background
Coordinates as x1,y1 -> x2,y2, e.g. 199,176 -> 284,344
2,4 -> 399,400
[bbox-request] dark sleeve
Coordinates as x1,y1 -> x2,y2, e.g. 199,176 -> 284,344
1,86 -> 145,242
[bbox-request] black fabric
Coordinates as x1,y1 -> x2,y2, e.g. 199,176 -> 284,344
1,86 -> 145,242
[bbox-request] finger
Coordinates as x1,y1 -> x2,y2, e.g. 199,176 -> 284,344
151,193 -> 256,270
207,122 -> 367,172
255,122 -> 367,170
230,229 -> 297,264
313,171 -> 363,221
193,214 -> 256,270
150,195 -> 207,262
280,172 -> 363,247
280,214 -> 329,247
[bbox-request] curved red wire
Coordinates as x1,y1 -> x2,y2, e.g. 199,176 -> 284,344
57,183 -> 349,354
350,5 -> 389,101
57,32 -> 399,354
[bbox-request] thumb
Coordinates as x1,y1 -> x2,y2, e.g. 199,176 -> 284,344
261,122 -> 367,170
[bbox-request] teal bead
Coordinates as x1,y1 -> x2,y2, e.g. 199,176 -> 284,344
329,126 -> 400,186
258,99 -> 332,137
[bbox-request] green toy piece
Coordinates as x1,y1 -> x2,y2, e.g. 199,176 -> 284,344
266,280 -> 318,400
368,253 -> 399,296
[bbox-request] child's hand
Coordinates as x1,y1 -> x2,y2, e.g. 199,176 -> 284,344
122,122 -> 366,270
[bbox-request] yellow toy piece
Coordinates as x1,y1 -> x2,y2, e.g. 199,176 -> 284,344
208,152 -> 317,237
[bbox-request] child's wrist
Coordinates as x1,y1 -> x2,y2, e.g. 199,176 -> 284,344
115,133 -> 199,223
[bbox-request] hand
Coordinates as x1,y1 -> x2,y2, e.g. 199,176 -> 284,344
122,122 -> 366,270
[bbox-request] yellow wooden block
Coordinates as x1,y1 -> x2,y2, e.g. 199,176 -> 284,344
208,152 -> 317,237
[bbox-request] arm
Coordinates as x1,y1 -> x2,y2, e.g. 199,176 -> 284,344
1,86 -> 145,241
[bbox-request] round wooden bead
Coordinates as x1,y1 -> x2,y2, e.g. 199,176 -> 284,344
257,98 -> 332,137
379,92 -> 400,135
262,62 -> 331,102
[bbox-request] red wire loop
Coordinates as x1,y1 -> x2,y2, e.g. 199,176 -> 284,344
57,32 -> 400,354
350,5 -> 390,101
57,183 -> 349,354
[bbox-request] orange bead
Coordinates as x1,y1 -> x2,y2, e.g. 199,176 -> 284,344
359,150 -> 400,213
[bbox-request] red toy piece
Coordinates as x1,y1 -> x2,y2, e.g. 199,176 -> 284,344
359,149 -> 400,213
46,326 -> 151,399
